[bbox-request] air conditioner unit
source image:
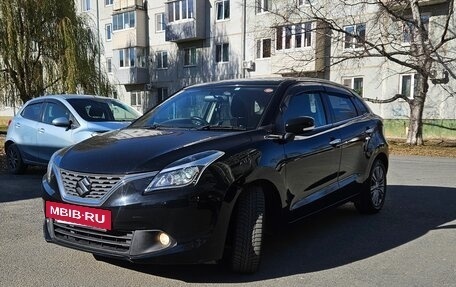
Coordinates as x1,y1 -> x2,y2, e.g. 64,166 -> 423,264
242,60 -> 255,71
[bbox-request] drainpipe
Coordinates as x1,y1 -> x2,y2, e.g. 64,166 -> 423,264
96,0 -> 102,90
242,0 -> 246,78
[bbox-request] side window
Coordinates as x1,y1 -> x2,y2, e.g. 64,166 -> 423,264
351,95 -> 369,115
284,92 -> 327,127
21,102 -> 43,122
43,102 -> 70,125
327,93 -> 358,122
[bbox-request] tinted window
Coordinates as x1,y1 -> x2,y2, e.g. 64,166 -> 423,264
132,85 -> 276,130
351,95 -> 369,115
43,102 -> 70,124
284,92 -> 327,127
327,93 -> 358,122
21,102 -> 43,122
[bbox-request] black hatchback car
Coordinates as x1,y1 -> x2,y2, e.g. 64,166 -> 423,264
42,78 -> 388,273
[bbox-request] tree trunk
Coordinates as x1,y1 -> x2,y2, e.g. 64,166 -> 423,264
406,75 -> 428,146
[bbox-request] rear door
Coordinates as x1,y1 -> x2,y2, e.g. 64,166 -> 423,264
36,101 -> 75,162
11,101 -> 44,163
280,84 -> 342,212
323,85 -> 372,194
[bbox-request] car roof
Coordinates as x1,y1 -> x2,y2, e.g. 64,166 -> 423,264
186,77 -> 353,91
25,94 -> 116,104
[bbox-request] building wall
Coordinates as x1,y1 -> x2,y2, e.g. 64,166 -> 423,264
75,0 -> 456,121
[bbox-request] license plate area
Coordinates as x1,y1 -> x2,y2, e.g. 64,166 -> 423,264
45,201 -> 112,230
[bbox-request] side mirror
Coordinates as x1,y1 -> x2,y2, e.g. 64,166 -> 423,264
52,117 -> 71,128
285,116 -> 315,135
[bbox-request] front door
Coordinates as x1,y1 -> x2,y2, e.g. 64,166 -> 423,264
280,86 -> 341,213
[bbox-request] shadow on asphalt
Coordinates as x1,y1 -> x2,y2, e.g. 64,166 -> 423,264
0,167 -> 45,203
94,184 -> 456,283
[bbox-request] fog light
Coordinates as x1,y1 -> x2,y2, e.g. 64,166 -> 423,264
158,232 -> 170,246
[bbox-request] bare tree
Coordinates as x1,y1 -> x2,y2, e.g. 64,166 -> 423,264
255,0 -> 455,145
0,0 -> 114,104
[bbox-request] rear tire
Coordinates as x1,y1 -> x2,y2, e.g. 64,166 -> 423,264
230,186 -> 265,274
6,143 -> 27,174
355,159 -> 387,214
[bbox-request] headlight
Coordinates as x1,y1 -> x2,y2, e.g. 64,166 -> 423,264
145,150 -> 224,192
46,154 -> 57,182
46,149 -> 65,183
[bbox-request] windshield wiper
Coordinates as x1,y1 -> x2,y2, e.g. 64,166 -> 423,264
143,124 -> 168,129
196,125 -> 247,131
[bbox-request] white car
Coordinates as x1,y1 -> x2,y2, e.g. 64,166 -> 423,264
5,94 -> 141,174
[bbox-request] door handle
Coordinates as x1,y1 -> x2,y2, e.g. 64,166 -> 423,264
38,128 -> 45,133
329,138 -> 342,146
15,123 -> 21,128
365,127 -> 375,140
366,127 -> 375,135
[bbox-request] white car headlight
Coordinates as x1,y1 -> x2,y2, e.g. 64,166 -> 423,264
145,150 -> 224,192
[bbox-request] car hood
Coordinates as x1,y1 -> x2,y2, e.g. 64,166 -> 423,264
84,121 -> 131,132
58,128 -> 249,174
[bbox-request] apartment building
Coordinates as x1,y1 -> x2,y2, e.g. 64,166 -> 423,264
76,0 -> 455,131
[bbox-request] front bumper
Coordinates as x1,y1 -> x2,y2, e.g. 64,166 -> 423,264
42,174 -> 235,264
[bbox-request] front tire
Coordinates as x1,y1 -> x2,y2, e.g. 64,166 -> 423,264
6,143 -> 27,174
230,186 -> 265,274
355,159 -> 387,214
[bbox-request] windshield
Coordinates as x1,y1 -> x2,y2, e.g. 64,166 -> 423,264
131,85 -> 276,130
68,98 -> 141,122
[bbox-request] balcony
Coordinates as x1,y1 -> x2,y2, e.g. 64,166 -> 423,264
165,0 -> 206,43
165,19 -> 205,42
112,9 -> 147,49
113,0 -> 144,11
114,67 -> 148,85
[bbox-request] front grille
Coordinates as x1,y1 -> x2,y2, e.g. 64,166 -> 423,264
53,221 -> 133,254
60,169 -> 123,200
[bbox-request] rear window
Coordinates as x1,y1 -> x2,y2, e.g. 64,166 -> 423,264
21,102 -> 43,122
327,94 -> 358,122
67,98 -> 139,122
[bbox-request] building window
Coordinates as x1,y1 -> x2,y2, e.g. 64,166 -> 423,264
216,43 -> 229,63
216,0 -> 230,21
119,50 -> 124,67
105,23 -> 112,41
344,23 -> 366,49
400,74 -> 417,99
82,0 -> 91,11
342,77 -> 364,97
298,0 -> 314,5
157,88 -> 168,103
156,13 -> 165,32
131,91 -> 142,107
112,11 -> 135,31
256,39 -> 271,59
256,0 -> 272,14
105,0 -> 113,6
107,58 -> 112,73
276,23 -> 313,50
168,0 -> 194,23
156,51 -> 168,69
403,16 -> 429,44
118,47 -> 145,68
184,47 -> 197,66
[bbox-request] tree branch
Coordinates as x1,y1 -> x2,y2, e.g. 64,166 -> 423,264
364,93 -> 412,104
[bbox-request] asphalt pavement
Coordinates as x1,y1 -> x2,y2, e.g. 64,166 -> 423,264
0,156 -> 455,287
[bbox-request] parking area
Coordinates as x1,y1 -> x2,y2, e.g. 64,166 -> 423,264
0,155 -> 455,286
